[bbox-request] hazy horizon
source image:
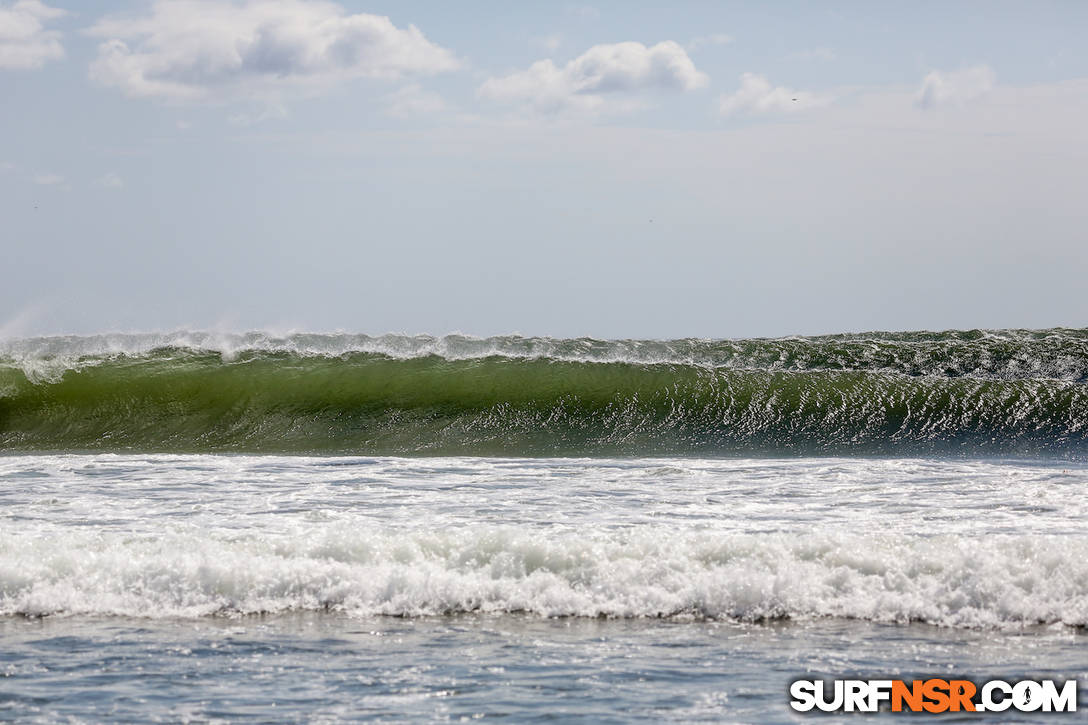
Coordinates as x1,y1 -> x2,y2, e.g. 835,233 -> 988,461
3,321 -> 1088,343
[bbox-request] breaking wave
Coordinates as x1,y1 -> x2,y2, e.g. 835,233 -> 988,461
2,330 -> 1087,456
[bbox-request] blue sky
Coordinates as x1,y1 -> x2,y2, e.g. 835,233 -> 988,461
2,0 -> 1087,338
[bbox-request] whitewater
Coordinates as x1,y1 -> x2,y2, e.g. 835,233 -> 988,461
2,331 -> 1087,721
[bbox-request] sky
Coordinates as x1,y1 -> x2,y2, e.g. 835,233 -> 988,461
2,0 -> 1087,339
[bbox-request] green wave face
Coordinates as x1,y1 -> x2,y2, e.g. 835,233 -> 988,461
2,330 -> 1088,456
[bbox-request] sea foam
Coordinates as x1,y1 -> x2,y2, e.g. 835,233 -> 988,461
4,526 -> 1086,628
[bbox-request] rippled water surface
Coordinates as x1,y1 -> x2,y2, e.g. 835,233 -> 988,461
3,615 -> 1085,723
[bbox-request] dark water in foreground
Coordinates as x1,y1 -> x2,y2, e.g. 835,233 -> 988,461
3,615 -> 1085,723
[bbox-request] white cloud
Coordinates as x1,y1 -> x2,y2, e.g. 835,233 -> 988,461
33,171 -> 63,185
687,33 -> 732,52
0,161 -> 15,171
915,65 -> 995,109
86,0 -> 459,103
0,0 -> 65,70
719,73 -> 830,117
385,83 -> 445,117
94,172 -> 124,189
479,41 -> 708,115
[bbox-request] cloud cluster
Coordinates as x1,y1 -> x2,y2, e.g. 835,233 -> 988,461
0,0 -> 64,70
719,73 -> 829,116
915,65 -> 995,109
2,0 -> 1006,133
87,0 -> 459,102
479,41 -> 708,114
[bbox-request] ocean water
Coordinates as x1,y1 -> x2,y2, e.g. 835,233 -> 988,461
2,331 -> 1088,721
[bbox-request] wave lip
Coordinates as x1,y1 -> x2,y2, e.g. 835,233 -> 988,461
4,328 -> 1088,379
4,528 -> 1086,629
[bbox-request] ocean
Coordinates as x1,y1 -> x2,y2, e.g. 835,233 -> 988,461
2,330 -> 1087,721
